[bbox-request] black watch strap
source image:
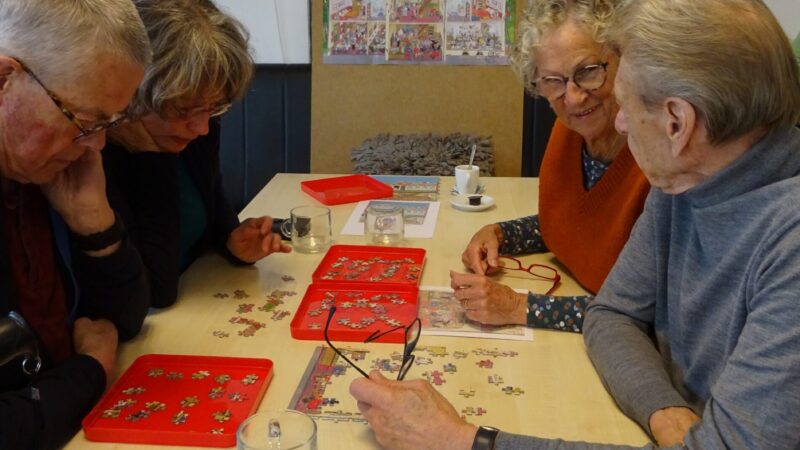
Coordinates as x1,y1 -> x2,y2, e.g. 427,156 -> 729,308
472,426 -> 500,450
69,211 -> 125,252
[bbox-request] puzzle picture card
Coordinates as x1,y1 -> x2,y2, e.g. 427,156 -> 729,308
82,354 -> 273,447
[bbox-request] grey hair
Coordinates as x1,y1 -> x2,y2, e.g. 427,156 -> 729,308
610,0 -> 800,145
129,0 -> 254,117
511,0 -> 622,96
0,0 -> 151,82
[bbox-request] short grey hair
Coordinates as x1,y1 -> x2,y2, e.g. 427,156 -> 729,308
511,0 -> 622,96
0,0 -> 151,81
610,0 -> 800,144
129,0 -> 254,117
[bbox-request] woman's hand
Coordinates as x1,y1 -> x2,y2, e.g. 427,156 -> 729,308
461,224 -> 504,275
226,216 -> 291,263
450,271 -> 527,325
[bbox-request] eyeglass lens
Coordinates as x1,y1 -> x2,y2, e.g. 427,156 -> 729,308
535,64 -> 607,100
324,306 -> 421,381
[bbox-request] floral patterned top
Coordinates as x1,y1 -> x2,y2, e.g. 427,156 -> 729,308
496,146 -> 609,332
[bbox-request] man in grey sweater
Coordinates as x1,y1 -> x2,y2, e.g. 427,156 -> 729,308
349,0 -> 800,449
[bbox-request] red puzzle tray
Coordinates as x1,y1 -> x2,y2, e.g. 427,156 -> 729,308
291,282 -> 419,343
82,354 -> 273,447
312,245 -> 426,286
300,174 -> 393,205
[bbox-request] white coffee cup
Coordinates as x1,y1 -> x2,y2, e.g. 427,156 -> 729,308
455,164 -> 480,195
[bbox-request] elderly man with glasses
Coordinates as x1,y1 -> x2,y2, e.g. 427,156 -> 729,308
0,0 -> 151,448
351,0 -> 800,449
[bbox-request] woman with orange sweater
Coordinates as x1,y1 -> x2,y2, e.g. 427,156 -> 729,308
451,0 -> 649,332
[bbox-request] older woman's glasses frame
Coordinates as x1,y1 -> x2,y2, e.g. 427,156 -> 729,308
497,255 -> 561,296
532,62 -> 609,101
324,306 -> 420,381
16,59 -> 127,141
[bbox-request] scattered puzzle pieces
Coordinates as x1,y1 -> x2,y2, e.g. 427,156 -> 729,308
443,363 -> 457,373
281,275 -> 295,282
458,388 -> 476,398
212,330 -> 229,338
476,359 -> 494,369
236,303 -> 254,314
501,386 -> 525,396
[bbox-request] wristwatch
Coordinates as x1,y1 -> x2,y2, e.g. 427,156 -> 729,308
472,426 -> 500,450
69,211 -> 125,252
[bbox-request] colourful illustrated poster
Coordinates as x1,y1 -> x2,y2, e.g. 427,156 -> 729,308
323,0 -> 515,65
387,23 -> 444,62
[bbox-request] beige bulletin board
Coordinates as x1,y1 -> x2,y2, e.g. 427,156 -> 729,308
310,0 -> 527,177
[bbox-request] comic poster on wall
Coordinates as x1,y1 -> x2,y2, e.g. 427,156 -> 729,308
323,0 -> 515,65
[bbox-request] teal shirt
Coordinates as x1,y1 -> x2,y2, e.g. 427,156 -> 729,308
178,158 -> 208,270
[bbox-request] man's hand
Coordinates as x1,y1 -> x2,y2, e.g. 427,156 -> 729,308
649,406 -> 700,447
41,151 -> 120,256
450,271 -> 527,325
226,216 -> 292,263
461,224 -> 504,275
73,318 -> 118,382
350,371 -> 477,450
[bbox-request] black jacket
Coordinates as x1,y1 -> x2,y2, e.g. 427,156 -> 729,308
100,120 -> 242,308
0,189 -> 149,449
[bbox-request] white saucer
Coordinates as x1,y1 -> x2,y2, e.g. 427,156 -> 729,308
450,184 -> 486,196
450,194 -> 495,212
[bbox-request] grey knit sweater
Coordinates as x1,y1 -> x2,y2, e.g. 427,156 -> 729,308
494,126 -> 800,450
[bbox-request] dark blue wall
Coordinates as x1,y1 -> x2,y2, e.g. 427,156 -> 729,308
220,64 -> 311,212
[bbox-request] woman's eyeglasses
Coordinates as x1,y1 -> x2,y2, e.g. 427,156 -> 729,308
531,62 -> 609,101
497,256 -> 561,296
324,306 -> 420,381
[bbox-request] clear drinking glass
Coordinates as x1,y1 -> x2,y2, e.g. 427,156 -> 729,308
364,204 -> 404,245
280,205 -> 332,253
237,409 -> 317,450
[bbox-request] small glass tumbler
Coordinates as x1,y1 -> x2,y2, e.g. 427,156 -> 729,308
364,204 -> 404,246
237,409 -> 317,450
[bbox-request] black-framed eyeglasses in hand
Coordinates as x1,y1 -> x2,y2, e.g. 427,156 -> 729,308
497,255 -> 561,296
324,306 -> 421,381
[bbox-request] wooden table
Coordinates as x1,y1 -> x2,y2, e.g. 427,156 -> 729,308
67,174 -> 649,449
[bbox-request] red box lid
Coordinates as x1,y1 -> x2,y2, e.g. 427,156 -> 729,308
291,282 -> 419,343
311,244 -> 426,286
300,174 -> 393,205
82,354 -> 273,447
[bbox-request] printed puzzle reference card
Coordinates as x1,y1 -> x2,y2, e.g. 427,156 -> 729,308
290,345 -> 531,430
341,200 -> 440,238
419,286 -> 533,341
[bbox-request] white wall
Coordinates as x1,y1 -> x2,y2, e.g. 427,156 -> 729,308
217,0 -> 310,64
764,0 -> 800,40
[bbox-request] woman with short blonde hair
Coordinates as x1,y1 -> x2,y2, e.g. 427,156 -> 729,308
83,0 -> 291,310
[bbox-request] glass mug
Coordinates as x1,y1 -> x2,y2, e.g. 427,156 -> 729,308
364,204 -> 404,245
237,409 -> 317,450
280,206 -> 332,254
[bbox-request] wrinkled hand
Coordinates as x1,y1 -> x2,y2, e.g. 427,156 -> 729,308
450,271 -> 527,325
73,318 -> 118,382
461,224 -> 504,275
350,371 -> 477,450
40,150 -> 116,237
107,120 -> 160,152
226,216 -> 292,263
649,406 -> 701,447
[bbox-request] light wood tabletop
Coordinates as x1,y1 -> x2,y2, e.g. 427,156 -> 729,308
66,173 -> 650,449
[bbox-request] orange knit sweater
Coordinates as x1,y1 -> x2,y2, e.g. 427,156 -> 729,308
538,121 -> 650,294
